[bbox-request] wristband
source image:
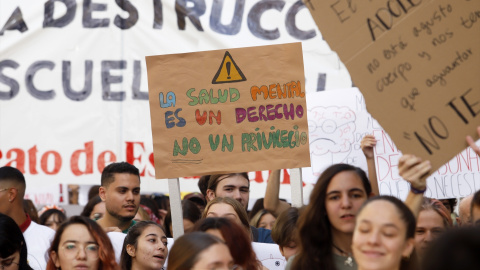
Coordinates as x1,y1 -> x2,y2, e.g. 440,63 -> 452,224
410,185 -> 426,194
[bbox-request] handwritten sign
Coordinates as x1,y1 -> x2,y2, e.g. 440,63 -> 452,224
306,0 -> 480,172
146,43 -> 310,179
374,129 -> 480,200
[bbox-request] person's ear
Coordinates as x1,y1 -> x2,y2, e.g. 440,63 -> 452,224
50,251 -> 61,268
206,189 -> 216,202
402,238 -> 415,259
8,187 -> 18,202
99,186 -> 107,201
126,244 -> 136,257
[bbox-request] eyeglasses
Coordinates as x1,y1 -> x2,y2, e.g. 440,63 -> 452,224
60,243 -> 99,259
0,258 -> 19,269
0,188 -> 9,193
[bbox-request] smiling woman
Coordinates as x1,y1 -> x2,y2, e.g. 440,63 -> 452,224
352,196 -> 418,270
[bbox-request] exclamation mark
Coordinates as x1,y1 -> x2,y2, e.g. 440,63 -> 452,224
226,62 -> 231,79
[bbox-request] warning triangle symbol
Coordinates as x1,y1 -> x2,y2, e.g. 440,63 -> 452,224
212,51 -> 247,84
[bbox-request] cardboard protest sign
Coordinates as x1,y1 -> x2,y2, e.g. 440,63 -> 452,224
306,0 -> 480,172
146,43 -> 309,179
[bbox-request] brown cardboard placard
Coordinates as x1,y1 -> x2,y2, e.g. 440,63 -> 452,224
306,0 -> 480,172
146,43 -> 310,179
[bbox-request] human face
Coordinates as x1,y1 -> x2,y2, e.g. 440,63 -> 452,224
100,173 -> 140,222
1,251 -> 20,270
414,209 -> 446,258
207,175 -> 249,209
45,213 -> 63,231
191,243 -> 234,270
258,212 -> 276,230
472,205 -> 480,225
52,224 -> 100,270
129,225 -> 168,270
206,203 -> 242,226
280,241 -> 298,261
90,202 -> 106,220
353,200 -> 414,270
325,171 -> 368,234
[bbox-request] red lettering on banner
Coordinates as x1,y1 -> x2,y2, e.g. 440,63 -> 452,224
71,141 -> 94,176
148,153 -> 155,177
376,154 -> 400,181
41,151 -> 62,175
97,151 -> 117,172
27,146 -> 38,174
6,148 -> 25,173
126,141 -> 148,176
281,169 -> 291,184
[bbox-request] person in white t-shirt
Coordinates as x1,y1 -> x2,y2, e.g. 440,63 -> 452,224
0,166 -> 55,270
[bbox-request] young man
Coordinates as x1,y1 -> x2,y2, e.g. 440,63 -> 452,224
97,162 -> 141,233
0,166 -> 55,270
199,173 -> 250,209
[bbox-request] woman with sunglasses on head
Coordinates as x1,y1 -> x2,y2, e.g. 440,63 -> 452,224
0,213 -> 33,270
120,221 -> 168,270
47,215 -> 117,270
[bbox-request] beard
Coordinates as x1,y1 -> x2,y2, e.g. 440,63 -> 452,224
107,206 -> 137,222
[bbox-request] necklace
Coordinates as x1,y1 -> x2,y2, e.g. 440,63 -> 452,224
332,243 -> 354,267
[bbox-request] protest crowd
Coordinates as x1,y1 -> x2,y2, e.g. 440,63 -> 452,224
0,127 -> 479,270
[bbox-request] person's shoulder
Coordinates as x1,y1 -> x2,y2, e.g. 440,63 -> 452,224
25,221 -> 55,236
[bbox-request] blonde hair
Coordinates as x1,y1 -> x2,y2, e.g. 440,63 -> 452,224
203,197 -> 252,238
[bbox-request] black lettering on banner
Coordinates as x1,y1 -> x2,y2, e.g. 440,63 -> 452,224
447,88 -> 479,124
62,60 -> 93,101
83,0 -> 110,28
153,0 -> 163,29
43,0 -> 77,28
26,61 -> 56,100
0,7 -> 28,36
286,0 -> 316,40
175,0 -> 206,31
210,0 -> 245,35
132,60 -> 148,100
101,60 -> 126,101
114,0 -> 138,29
0,60 -> 20,100
414,116 -> 449,155
248,0 -> 285,40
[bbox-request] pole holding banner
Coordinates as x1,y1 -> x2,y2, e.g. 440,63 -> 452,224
168,178 -> 184,239
290,168 -> 303,208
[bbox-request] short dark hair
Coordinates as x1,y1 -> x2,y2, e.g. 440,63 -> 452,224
101,162 -> 140,187
198,173 -> 249,198
39,209 -> 67,227
271,207 -> 301,247
0,166 -> 26,191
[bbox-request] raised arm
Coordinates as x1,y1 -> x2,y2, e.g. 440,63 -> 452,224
466,126 -> 480,156
263,169 -> 291,217
361,134 -> 379,196
398,154 -> 431,218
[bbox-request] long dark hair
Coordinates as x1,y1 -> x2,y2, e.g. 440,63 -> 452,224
293,163 -> 371,270
120,221 -> 167,270
47,216 -> 117,270
0,213 -> 32,270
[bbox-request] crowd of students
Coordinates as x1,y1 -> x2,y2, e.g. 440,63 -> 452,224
0,127 -> 480,270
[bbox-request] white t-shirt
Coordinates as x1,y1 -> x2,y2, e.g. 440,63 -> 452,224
107,231 -> 126,263
23,221 -> 55,270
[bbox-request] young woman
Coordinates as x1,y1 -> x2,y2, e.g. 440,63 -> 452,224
0,213 -> 33,270
167,232 -> 237,270
39,208 -> 67,231
120,221 -> 168,270
414,197 -> 452,259
290,163 -> 373,270
202,197 -> 252,237
250,209 -> 276,230
194,217 -> 263,270
80,195 -> 106,220
47,216 -> 117,270
352,196 -> 417,270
